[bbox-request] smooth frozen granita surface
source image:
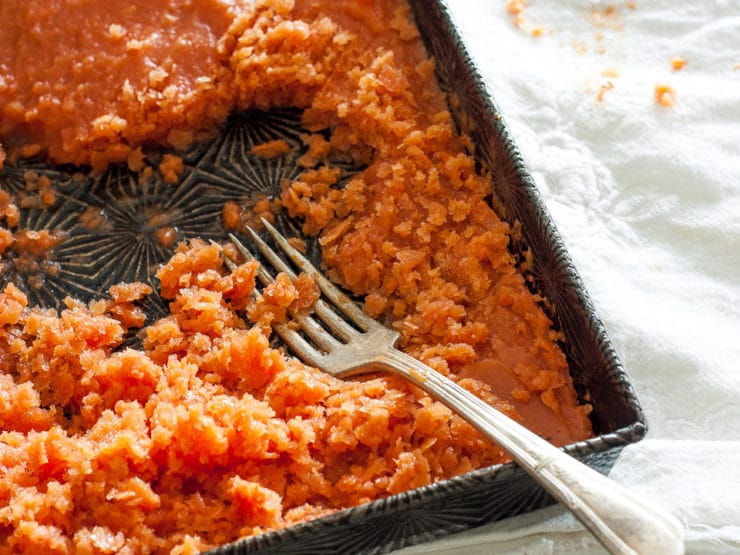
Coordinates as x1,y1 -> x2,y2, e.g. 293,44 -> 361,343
0,0 -> 239,170
0,0 -> 593,553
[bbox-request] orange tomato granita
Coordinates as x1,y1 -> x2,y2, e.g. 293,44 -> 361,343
0,0 -> 594,553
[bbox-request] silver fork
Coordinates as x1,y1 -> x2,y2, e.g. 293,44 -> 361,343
225,218 -> 683,555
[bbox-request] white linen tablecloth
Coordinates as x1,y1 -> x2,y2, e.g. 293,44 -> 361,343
400,1 -> 740,553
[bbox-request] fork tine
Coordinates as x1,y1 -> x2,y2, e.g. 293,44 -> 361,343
227,233 -> 275,287
214,240 -> 239,272
260,218 -> 379,331
272,322 -> 326,368
243,227 -> 297,280
228,232 -> 345,352
243,225 -> 361,341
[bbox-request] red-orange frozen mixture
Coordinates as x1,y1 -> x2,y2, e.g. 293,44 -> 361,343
0,0 -> 593,553
0,0 -> 241,171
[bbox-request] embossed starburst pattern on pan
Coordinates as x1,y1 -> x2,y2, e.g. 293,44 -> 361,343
0,108 -> 361,323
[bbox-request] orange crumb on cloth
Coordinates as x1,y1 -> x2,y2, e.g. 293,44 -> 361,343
671,57 -> 686,71
655,83 -> 677,107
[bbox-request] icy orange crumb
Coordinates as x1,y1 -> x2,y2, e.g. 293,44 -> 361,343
126,148 -> 145,173
601,67 -> 620,78
671,57 -> 686,71
222,201 -> 242,231
159,154 -> 184,184
654,83 -> 677,107
250,139 -> 292,159
506,0 -> 526,16
155,226 -> 178,249
531,26 -> 545,37
596,80 -> 615,102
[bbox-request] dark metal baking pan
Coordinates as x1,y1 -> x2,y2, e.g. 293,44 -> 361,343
0,0 -> 646,552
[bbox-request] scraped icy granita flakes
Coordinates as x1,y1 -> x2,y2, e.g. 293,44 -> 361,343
0,0 -> 593,552
0,241 -> 517,553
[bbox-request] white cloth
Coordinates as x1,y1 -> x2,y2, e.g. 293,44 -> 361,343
400,0 -> 740,553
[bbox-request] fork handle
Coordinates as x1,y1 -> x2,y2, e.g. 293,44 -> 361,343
375,348 -> 684,555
